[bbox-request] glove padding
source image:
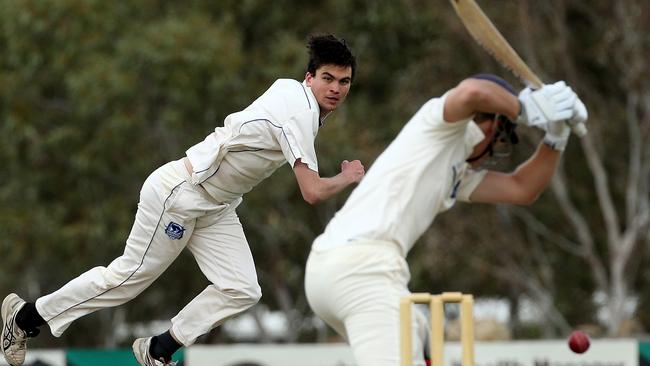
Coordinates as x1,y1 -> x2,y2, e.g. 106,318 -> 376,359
537,97 -> 588,151
517,81 -> 577,127
537,119 -> 571,151
567,97 -> 589,137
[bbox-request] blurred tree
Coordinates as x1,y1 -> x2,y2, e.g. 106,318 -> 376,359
1,0 -> 647,347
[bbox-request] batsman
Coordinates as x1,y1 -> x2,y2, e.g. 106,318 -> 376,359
304,74 -> 588,366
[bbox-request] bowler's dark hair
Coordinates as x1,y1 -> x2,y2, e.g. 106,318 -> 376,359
306,34 -> 357,81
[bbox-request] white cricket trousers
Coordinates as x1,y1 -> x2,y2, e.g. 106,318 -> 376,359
305,239 -> 427,366
35,159 -> 261,346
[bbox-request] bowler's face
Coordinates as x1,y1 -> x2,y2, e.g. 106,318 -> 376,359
305,64 -> 353,117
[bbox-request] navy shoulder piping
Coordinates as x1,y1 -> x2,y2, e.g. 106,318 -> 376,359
298,81 -> 312,110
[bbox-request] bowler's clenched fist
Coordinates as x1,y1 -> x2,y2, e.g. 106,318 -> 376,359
341,160 -> 365,183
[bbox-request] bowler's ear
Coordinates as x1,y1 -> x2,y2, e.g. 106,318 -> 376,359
305,72 -> 314,86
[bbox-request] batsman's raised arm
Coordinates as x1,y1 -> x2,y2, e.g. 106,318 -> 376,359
469,81 -> 588,205
443,78 -> 520,122
469,143 -> 562,205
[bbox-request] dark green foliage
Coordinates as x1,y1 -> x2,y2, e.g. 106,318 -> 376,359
1,0 -> 648,345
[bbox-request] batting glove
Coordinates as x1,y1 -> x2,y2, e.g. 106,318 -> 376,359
567,97 -> 589,137
516,81 -> 577,127
538,119 -> 571,151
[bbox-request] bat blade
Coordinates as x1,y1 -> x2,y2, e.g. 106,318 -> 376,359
450,0 -> 587,137
450,0 -> 542,89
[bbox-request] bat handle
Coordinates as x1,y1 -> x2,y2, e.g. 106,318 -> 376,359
571,122 -> 587,138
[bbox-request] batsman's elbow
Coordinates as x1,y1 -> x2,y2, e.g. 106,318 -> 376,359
455,79 -> 493,107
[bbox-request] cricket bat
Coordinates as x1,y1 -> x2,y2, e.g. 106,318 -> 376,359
450,0 -> 587,137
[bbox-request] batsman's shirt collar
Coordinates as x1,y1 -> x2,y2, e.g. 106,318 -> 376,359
434,92 -> 486,155
465,118 -> 486,151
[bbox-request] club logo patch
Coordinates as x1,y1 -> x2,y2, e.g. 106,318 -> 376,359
165,222 -> 185,240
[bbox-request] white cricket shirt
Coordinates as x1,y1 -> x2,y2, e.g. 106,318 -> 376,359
314,93 -> 487,256
185,79 -> 321,202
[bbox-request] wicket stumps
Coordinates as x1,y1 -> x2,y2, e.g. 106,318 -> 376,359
399,292 -> 474,366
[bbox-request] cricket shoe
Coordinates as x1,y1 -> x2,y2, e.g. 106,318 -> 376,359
132,337 -> 177,366
2,294 -> 28,366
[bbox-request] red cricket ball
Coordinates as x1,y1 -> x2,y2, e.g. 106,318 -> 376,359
568,330 -> 590,354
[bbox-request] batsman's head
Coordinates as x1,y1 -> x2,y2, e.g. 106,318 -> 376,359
304,34 -> 356,117
466,73 -> 520,165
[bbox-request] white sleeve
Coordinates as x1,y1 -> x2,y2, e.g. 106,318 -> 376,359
277,110 -> 319,172
418,93 -> 473,131
456,167 -> 488,202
